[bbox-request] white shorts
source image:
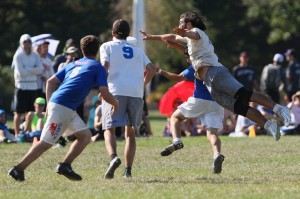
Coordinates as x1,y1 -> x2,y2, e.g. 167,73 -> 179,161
40,102 -> 88,144
178,97 -> 224,130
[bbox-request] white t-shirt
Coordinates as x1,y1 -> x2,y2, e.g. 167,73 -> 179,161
179,28 -> 221,69
100,38 -> 151,98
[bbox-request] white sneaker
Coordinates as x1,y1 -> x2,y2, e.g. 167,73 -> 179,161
265,121 -> 280,141
276,106 -> 291,127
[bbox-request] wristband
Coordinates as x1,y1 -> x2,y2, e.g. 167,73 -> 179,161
157,69 -> 162,74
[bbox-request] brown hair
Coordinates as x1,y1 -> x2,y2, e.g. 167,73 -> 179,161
80,35 -> 99,57
112,19 -> 130,39
180,11 -> 206,31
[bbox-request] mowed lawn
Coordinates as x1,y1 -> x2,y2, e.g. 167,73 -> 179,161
1,110 -> 300,199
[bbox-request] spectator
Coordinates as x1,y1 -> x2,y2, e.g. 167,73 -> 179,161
100,19 -> 156,178
52,38 -> 76,73
36,40 -> 54,99
138,93 -> 153,137
91,97 -> 105,142
218,109 -> 236,135
0,109 -> 17,143
285,49 -> 300,102
281,91 -> 300,135
12,34 -> 43,138
57,46 -> 80,71
19,97 -> 47,142
260,53 -> 287,104
232,51 -> 258,91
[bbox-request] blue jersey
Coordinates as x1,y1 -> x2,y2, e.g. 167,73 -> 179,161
182,65 -> 213,101
50,57 -> 108,110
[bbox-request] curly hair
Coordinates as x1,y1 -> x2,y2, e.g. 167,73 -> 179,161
180,11 -> 206,31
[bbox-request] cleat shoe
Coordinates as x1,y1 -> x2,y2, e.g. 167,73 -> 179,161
123,167 -> 132,178
160,140 -> 184,156
213,154 -> 225,174
275,106 -> 291,127
265,121 -> 281,141
55,163 -> 82,181
104,157 -> 121,179
123,173 -> 132,178
8,167 -> 25,181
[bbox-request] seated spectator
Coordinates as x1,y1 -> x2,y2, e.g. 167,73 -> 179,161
281,91 -> 300,135
88,96 -> 104,142
218,109 -> 236,135
19,97 -> 47,142
24,97 -> 46,132
0,109 -> 17,143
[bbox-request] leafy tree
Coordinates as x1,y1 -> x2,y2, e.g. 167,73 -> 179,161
244,0 -> 300,44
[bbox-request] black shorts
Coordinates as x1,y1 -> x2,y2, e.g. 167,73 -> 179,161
14,89 -> 37,113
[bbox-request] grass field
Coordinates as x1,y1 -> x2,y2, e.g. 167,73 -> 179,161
1,110 -> 300,199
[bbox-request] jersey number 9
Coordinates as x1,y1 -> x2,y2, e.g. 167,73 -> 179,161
122,46 -> 133,59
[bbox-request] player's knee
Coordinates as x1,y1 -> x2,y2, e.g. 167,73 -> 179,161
206,128 -> 219,136
234,100 -> 250,116
234,87 -> 253,104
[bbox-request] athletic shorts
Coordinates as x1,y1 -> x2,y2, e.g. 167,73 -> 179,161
178,97 -> 224,130
40,102 -> 88,144
205,66 -> 243,112
14,88 -> 37,113
102,95 -> 143,129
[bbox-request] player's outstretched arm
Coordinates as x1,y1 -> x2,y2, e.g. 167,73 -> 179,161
155,65 -> 186,82
173,27 -> 200,40
139,30 -> 179,44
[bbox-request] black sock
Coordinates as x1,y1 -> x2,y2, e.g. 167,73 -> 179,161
124,167 -> 131,175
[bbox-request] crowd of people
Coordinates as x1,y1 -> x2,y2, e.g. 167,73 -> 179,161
2,11 -> 298,182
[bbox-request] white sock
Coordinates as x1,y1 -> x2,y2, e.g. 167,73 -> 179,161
173,137 -> 181,143
213,153 -> 220,159
264,120 -> 272,129
273,104 -> 281,113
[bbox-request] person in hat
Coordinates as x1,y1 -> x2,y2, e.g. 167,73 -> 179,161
12,34 -> 44,138
36,40 -> 54,100
24,97 -> 47,132
0,109 -> 17,143
232,51 -> 258,91
99,19 -> 156,178
285,49 -> 300,102
8,35 -> 119,182
52,38 -> 77,73
57,46 -> 80,71
140,11 -> 291,143
260,53 -> 287,104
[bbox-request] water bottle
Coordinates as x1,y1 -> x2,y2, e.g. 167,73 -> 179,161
17,134 -> 25,143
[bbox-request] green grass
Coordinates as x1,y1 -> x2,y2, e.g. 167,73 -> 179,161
1,110 -> 300,199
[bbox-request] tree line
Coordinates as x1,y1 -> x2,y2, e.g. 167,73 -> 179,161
0,0 -> 299,111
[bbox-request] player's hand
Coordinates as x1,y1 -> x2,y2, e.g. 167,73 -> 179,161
110,100 -> 119,115
173,27 -> 187,37
139,30 -> 151,40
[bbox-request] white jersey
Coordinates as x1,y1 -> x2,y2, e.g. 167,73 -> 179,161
100,38 -> 151,98
180,28 -> 221,69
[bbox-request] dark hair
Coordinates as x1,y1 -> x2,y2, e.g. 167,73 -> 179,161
180,11 -> 206,31
80,35 -> 99,57
112,19 -> 130,39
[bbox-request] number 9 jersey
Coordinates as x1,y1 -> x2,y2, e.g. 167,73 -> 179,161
100,38 -> 151,98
